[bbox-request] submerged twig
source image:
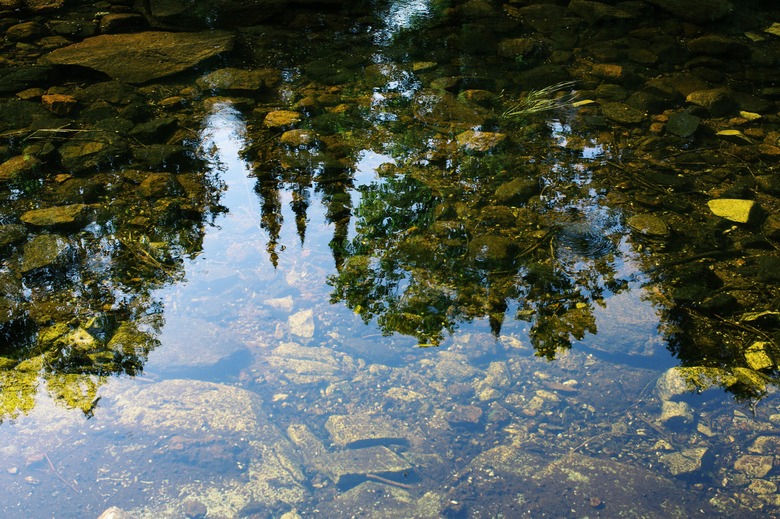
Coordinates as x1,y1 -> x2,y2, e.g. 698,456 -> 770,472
365,473 -> 415,490
43,452 -> 81,495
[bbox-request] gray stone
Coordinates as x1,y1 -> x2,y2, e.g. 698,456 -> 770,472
41,31 -> 235,84
325,413 -> 409,447
666,111 -> 700,137
707,198 -> 762,225
267,342 -> 354,384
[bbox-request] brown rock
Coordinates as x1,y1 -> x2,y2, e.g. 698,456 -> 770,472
41,93 -> 77,115
0,155 -> 41,183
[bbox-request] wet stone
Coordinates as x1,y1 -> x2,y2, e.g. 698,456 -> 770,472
20,204 -> 91,228
745,342 -> 775,371
455,130 -> 506,152
734,455 -> 774,478
0,155 -> 41,183
447,404 -> 482,425
20,234 -> 71,273
137,173 -> 184,199
197,68 -> 281,92
325,413 -> 409,448
686,89 -> 738,118
644,0 -> 733,24
280,129 -> 317,147
599,101 -> 645,124
267,342 -> 352,384
264,110 -> 302,128
288,308 -> 314,339
626,213 -> 670,238
0,224 -> 27,249
659,400 -> 694,428
493,177 -> 539,206
41,31 -> 235,84
666,111 -> 700,137
41,93 -> 76,115
659,447 -> 710,476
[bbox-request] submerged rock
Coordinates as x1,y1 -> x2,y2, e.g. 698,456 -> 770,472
644,0 -> 732,24
41,31 -> 235,84
659,447 -> 711,476
325,413 -> 409,447
20,204 -> 92,228
0,155 -> 41,183
707,198 -> 762,225
20,234 -> 71,273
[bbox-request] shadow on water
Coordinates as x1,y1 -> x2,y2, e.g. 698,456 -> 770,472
1,0 -> 780,516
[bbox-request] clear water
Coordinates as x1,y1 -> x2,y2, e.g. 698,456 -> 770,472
1,1 -> 779,518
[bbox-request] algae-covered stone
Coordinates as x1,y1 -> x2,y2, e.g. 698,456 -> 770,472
600,101 -> 645,124
325,413 -> 409,447
20,204 -> 91,228
734,455 -> 773,478
707,198 -> 761,225
264,110 -> 301,128
493,177 -> 539,206
659,447 -> 710,476
20,234 -> 71,273
197,67 -> 281,92
0,155 -> 41,183
467,235 -> 517,266
666,111 -> 700,137
0,224 -> 27,249
627,213 -> 670,238
748,436 -> 780,455
455,130 -> 506,152
655,366 -> 737,401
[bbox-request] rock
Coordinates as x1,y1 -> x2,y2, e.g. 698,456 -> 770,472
733,455 -> 774,478
468,235 -> 518,266
325,413 -> 409,447
5,21 -> 46,41
627,214 -> 670,238
434,351 -> 480,381
143,0 -> 285,28
20,234 -> 71,273
181,499 -> 207,519
659,400 -> 694,428
137,173 -> 183,198
41,94 -> 77,115
41,31 -> 235,84
316,481 -> 441,519
99,13 -> 146,34
413,89 -> 486,129
568,0 -> 634,23
659,447 -> 710,476
643,0 -> 732,24
109,379 -> 306,512
20,204 -> 91,228
485,361 -> 511,388
707,198 -> 762,225
58,132 -> 130,173
129,117 -> 178,143
748,435 -> 780,455
97,507 -> 131,519
744,341 -> 774,371
686,89 -> 738,117
280,129 -> 317,147
666,111 -> 700,137
456,130 -> 506,152
267,342 -> 353,384
0,66 -> 59,95
288,308 -> 314,339
763,214 -> 780,240
600,101 -> 645,124
493,177 -> 540,206
447,404 -> 483,425
0,224 -> 27,249
196,68 -> 281,92
655,367 -> 737,401
263,110 -> 302,128
0,155 -> 41,183
687,35 -> 749,58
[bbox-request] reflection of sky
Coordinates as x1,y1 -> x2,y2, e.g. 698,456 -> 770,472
374,0 -> 432,46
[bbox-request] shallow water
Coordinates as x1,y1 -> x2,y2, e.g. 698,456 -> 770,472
1,1 -> 780,517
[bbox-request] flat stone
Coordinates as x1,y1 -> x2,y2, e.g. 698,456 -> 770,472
267,342 -> 352,384
659,447 -> 710,476
686,89 -> 738,117
20,204 -> 91,228
600,101 -> 645,124
288,308 -> 314,338
748,436 -> 780,454
627,213 -> 670,237
666,111 -> 700,137
734,455 -> 773,478
707,198 -> 761,224
40,31 -> 235,84
325,413 -> 409,447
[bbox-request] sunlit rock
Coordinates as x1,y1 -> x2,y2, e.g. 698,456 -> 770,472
744,341 -> 775,371
434,351 -> 480,381
20,204 -> 91,228
263,110 -> 302,128
655,367 -> 737,401
716,129 -> 753,145
659,447 -> 711,476
325,413 -> 409,447
98,13 -> 146,34
41,31 -> 235,84
485,361 -> 512,388
267,342 -> 352,384
734,455 -> 773,478
96,506 -> 131,519
748,435 -> 780,454
707,198 -> 762,225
